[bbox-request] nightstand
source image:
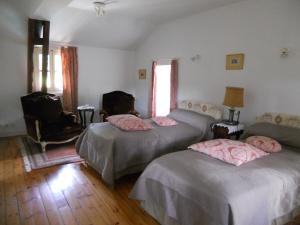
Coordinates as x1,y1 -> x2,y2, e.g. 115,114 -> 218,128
211,122 -> 244,140
77,105 -> 95,128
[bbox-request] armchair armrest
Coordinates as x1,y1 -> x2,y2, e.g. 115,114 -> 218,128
24,114 -> 39,122
129,110 -> 140,118
99,109 -> 108,122
99,109 -> 140,121
62,111 -> 77,124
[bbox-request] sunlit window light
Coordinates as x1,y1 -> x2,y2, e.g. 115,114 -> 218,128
36,49 -> 63,93
155,65 -> 171,116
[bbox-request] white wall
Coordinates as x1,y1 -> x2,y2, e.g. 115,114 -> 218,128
1,0 -> 299,136
0,2 -> 136,137
135,0 -> 300,123
78,46 -> 136,122
0,43 -> 135,137
0,39 -> 28,137
0,1 -> 27,137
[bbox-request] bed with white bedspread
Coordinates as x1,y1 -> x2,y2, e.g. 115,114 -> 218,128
130,113 -> 300,225
76,100 -> 222,187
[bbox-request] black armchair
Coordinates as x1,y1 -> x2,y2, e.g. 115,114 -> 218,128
21,92 -> 82,152
99,91 -> 140,121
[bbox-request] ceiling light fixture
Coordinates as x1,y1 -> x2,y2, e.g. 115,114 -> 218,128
94,1 -> 105,16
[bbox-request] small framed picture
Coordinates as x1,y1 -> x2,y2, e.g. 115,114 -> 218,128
138,69 -> 146,79
226,53 -> 245,70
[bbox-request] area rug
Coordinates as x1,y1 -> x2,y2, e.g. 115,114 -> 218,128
19,137 -> 83,172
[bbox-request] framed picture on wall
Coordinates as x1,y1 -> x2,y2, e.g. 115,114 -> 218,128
138,69 -> 147,79
226,53 -> 245,70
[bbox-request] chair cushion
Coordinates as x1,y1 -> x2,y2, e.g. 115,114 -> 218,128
41,123 -> 82,142
39,95 -> 63,124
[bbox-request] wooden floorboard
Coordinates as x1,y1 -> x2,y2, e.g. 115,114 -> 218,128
1,137 -> 300,225
0,137 -> 159,225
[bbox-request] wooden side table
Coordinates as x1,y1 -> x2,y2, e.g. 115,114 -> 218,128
211,122 -> 244,140
77,105 -> 95,128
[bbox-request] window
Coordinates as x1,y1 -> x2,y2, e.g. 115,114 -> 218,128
155,64 -> 171,116
33,47 -> 63,93
150,60 -> 178,117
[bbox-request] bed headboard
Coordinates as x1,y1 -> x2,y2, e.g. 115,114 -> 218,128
256,112 -> 300,128
178,100 -> 223,120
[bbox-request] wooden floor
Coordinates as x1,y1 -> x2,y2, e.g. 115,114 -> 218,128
1,137 -> 300,225
0,137 -> 159,225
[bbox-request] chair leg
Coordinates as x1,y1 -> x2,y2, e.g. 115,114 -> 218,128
41,142 -> 47,152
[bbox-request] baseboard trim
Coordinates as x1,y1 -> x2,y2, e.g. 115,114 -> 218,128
0,131 -> 26,138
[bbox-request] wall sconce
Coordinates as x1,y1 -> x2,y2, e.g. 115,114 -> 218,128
280,48 -> 289,58
191,54 -> 200,62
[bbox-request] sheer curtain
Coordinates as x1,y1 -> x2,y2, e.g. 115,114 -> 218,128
149,61 -> 157,117
170,59 -> 178,112
61,47 -> 78,113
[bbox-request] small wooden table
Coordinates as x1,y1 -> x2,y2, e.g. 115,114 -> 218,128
211,122 -> 244,140
77,105 -> 95,128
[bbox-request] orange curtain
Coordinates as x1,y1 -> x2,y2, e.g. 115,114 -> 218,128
170,59 -> 178,111
61,47 -> 78,113
149,61 -> 157,117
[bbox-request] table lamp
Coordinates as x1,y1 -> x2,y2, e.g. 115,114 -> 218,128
223,87 -> 244,125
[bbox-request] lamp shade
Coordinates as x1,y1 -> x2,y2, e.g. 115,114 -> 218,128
223,87 -> 244,108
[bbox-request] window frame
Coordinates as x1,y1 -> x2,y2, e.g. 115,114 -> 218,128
154,64 -> 172,117
33,47 -> 63,94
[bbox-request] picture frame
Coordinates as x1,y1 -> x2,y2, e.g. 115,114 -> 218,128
138,69 -> 147,80
226,53 -> 245,70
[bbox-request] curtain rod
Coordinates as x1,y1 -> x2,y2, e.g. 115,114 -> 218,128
152,57 -> 180,61
50,41 -> 75,48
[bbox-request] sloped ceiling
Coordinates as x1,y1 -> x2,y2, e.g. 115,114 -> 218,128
2,0 -> 246,50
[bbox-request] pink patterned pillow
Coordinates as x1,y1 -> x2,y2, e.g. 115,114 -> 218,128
246,136 -> 282,153
107,114 -> 152,131
152,117 -> 178,126
189,139 -> 269,166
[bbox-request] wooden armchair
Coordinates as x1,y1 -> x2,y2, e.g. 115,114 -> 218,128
99,91 -> 139,121
21,92 -> 82,152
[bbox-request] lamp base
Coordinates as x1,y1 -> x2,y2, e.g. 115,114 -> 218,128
224,108 -> 239,125
222,120 -> 239,125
